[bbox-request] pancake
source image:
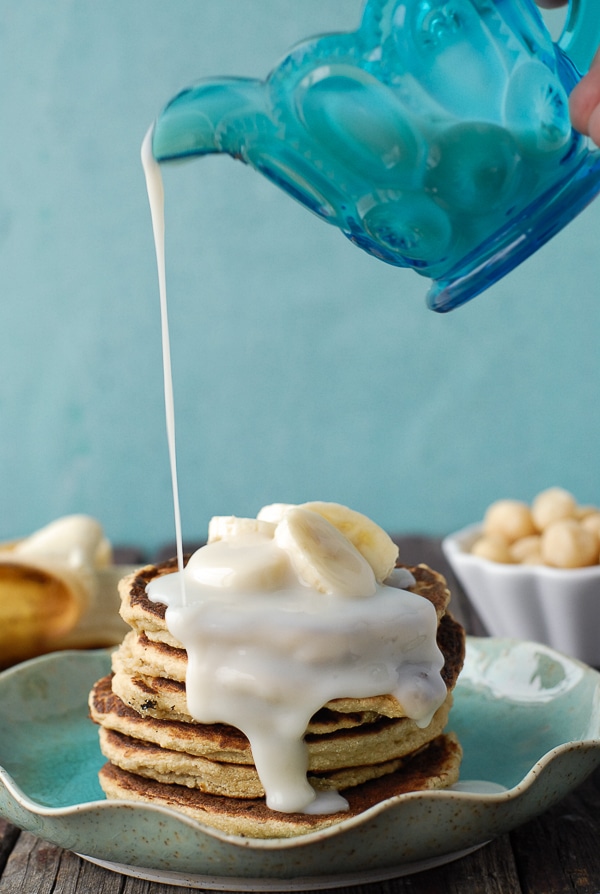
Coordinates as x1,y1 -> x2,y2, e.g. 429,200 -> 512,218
98,732 -> 462,838
92,550 -> 465,838
90,674 -> 453,770
98,724 -> 434,797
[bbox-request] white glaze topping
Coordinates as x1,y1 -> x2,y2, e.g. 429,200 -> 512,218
147,515 -> 447,814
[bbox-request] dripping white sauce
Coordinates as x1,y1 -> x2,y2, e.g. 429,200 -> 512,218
146,531 -> 447,814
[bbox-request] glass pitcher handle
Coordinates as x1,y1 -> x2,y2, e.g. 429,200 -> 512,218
558,0 -> 600,73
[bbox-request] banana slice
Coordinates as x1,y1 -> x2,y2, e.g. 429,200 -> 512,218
187,538 -> 289,591
257,503 -> 296,524
275,507 -> 376,598
300,501 -> 398,583
13,514 -> 111,569
208,516 -> 276,543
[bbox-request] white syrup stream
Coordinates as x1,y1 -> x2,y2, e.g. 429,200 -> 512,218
141,127 -> 186,602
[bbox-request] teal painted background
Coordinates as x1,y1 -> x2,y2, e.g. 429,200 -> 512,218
1,2 -> 598,552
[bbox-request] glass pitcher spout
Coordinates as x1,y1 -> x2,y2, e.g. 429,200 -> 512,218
151,0 -> 600,311
152,78 -> 268,162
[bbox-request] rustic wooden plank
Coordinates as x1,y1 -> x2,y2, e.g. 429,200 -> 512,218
510,768 -> 600,894
0,833 -> 220,894
409,836 -> 521,894
320,837 -> 521,894
569,763 -> 600,816
120,873 -> 200,893
0,833 -> 127,894
0,831 -> 71,894
46,851 -> 118,894
0,821 -> 19,878
78,859 -> 222,894
0,833 -> 525,894
0,836 -> 156,894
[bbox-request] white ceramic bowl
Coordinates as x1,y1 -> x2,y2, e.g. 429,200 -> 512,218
443,523 -> 600,667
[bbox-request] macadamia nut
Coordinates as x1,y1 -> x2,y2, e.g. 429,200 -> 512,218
510,534 -> 542,564
531,487 -> 577,531
581,513 -> 600,544
541,519 -> 598,568
519,550 -> 545,566
483,500 -> 536,544
471,535 -> 514,564
470,488 -> 600,568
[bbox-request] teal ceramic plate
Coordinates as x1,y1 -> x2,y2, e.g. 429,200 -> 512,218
1,638 -> 599,890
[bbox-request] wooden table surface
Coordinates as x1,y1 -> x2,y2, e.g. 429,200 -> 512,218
1,537 -> 600,893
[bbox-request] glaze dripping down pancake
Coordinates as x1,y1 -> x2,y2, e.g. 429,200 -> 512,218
98,731 -> 463,838
90,555 -> 465,836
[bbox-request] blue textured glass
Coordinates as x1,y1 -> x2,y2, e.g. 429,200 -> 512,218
152,0 -> 600,312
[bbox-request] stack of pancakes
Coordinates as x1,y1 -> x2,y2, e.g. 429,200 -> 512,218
89,558 -> 465,838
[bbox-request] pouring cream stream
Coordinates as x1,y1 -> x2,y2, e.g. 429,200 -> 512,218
141,128 -> 186,603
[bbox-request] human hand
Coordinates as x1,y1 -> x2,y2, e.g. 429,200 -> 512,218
569,50 -> 600,146
536,0 -> 600,145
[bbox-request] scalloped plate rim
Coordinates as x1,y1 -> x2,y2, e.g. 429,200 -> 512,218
1,638 -> 600,881
1,735 -> 600,846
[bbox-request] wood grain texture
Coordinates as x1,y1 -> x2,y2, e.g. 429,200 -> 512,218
510,766 -> 600,894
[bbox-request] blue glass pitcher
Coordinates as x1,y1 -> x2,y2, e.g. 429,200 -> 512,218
150,0 -> 600,312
